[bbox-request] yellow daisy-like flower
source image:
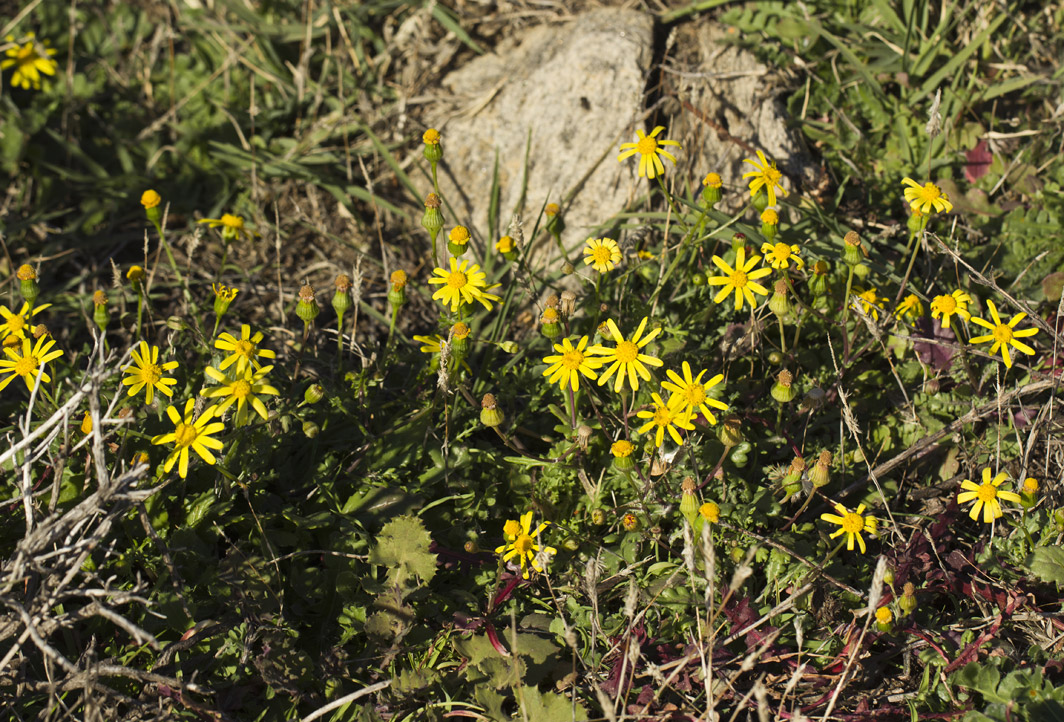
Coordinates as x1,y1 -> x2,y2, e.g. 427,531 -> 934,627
901,178 -> 953,214
198,213 -> 255,241
413,334 -> 444,354
201,364 -> 279,426
542,336 -> 602,393
590,317 -> 664,393
703,173 -> 722,189
140,190 -> 161,210
636,392 -> 695,448
494,511 -> 557,579
151,399 -> 225,479
820,503 -> 877,554
930,290 -> 972,329
969,299 -> 1039,368
742,150 -> 789,207
760,241 -> 804,270
699,502 -> 720,523
611,440 -> 634,458
427,257 -> 502,313
855,288 -> 886,321
496,235 -> 515,254
0,302 -> 51,342
0,335 -> 63,392
894,293 -> 924,321
707,246 -> 773,311
617,126 -> 681,180
122,341 -> 179,405
957,467 -> 1022,523
1,34 -> 57,90
583,237 -> 622,274
661,361 -> 729,425
215,324 -> 277,376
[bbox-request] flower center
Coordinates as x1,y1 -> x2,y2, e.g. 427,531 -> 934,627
221,213 -> 243,229
765,166 -> 782,184
174,422 -> 199,449
592,247 -> 613,263
232,380 -> 252,400
7,315 -> 25,333
730,271 -> 749,288
771,243 -> 791,259
841,512 -> 864,533
682,385 -> 706,406
992,324 -> 1013,344
561,350 -> 585,371
636,137 -> 658,155
514,535 -> 534,554
447,272 -> 468,290
234,340 -> 254,358
141,364 -> 162,385
652,405 -> 672,426
937,297 -> 957,313
615,340 -> 638,363
919,183 -> 942,202
14,355 -> 37,376
976,483 -> 998,502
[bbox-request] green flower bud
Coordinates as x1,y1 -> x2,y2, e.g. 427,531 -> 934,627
898,583 -> 917,617
213,283 -> 239,318
545,203 -> 564,236
17,265 -> 39,307
809,450 -> 832,488
691,272 -> 707,286
907,208 -> 928,236
730,233 -> 747,254
875,606 -> 893,633
590,508 -> 607,525
480,393 -> 504,428
141,189 -> 162,228
541,307 -> 561,340
332,275 -> 352,318
304,383 -> 325,405
771,369 -> 796,404
421,193 -> 444,239
611,440 -> 635,471
752,189 -> 769,213
809,260 -> 831,297
422,128 -> 442,164
388,270 -> 407,309
450,322 -> 471,362
296,284 -> 320,325
302,420 -> 320,438
760,208 -> 779,242
768,279 -> 791,318
92,290 -> 109,333
717,416 -> 743,449
843,231 -> 865,267
701,173 -> 722,207
679,477 -> 698,523
447,225 -> 470,257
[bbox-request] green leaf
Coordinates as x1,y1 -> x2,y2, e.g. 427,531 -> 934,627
1027,546 -> 1064,587
519,687 -> 588,722
368,515 -> 437,587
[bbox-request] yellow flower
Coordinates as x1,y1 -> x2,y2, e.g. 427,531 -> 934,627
198,213 -> 255,241
427,257 -> 501,313
957,467 -> 1021,523
930,290 -> 972,329
875,607 -> 893,625
901,178 -> 952,214
661,361 -> 729,425
894,293 -> 924,321
127,265 -> 145,284
423,128 -> 441,145
122,341 -> 179,405
590,317 -> 664,393
215,324 -> 276,376
699,502 -> 720,523
494,511 -> 556,579
855,288 -> 885,321
611,440 -> 634,458
637,392 -> 695,447
702,173 -> 722,189
201,365 -> 279,426
969,299 -> 1039,368
707,246 -> 773,311
448,225 -> 470,246
0,335 -> 63,392
820,503 -> 877,554
583,237 -> 622,274
742,150 -> 788,206
151,399 -> 225,479
1,34 -> 57,90
542,336 -> 602,393
0,302 -> 51,342
617,126 -> 681,179
760,241 -> 804,270
140,190 -> 161,210
496,235 -> 514,254
80,411 -> 93,435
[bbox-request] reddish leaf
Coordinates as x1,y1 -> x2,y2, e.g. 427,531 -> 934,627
965,140 -> 993,182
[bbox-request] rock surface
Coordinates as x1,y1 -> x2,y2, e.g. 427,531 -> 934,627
433,8 -> 654,269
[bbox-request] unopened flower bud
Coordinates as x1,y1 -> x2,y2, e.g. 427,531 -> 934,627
92,290 -> 109,332
1021,477 -> 1039,509
679,476 -> 698,521
590,508 -> 607,526
875,606 -> 893,633
496,235 -> 517,261
562,261 -> 575,275
17,264 -> 39,307
702,172 -> 722,206
296,284 -> 320,325
621,513 -> 640,532
769,279 -> 791,318
809,449 -> 832,488
213,283 -> 239,318
480,393 -> 504,428
717,415 -> 743,449
771,369 -> 795,404
898,583 -> 917,617
843,231 -> 865,267
731,232 -> 747,253
611,439 -> 635,471
302,420 -> 320,438
422,128 -> 442,164
421,193 -> 444,240
908,207 -> 928,235
540,306 -> 561,340
141,189 -> 162,226
304,383 -> 325,405
545,203 -> 564,236
447,225 -> 470,256
760,208 -> 779,242
332,275 -> 352,318
809,260 -> 831,297
464,540 -> 479,554
389,270 -> 407,308
127,265 -> 144,287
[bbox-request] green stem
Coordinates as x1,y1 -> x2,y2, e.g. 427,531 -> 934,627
841,264 -> 856,361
